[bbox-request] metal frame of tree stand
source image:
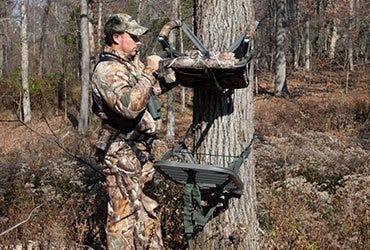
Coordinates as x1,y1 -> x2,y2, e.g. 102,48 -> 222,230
154,134 -> 253,249
157,19 -> 253,90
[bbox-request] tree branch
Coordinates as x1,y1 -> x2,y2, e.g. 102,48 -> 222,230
15,115 -> 105,178
0,204 -> 43,237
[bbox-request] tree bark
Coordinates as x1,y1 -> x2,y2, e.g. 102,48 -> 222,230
193,0 -> 259,249
97,0 -> 103,52
166,0 -> 179,141
274,0 -> 288,97
329,21 -> 338,61
348,0 -> 354,71
78,0 -> 90,134
316,1 -> 328,55
304,19 -> 310,72
38,0 -> 51,76
21,0 -> 31,123
287,0 -> 299,69
179,4 -> 186,114
0,0 -> 4,77
88,3 -> 95,62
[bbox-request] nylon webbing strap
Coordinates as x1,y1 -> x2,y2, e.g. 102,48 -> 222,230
184,181 -> 194,250
184,171 -> 220,250
229,136 -> 255,173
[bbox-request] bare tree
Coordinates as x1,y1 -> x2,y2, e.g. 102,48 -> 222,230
328,19 -> 339,61
304,18 -> 310,72
192,0 -> 259,249
274,0 -> 288,97
21,0 -> 31,123
179,4 -> 187,114
38,0 -> 51,76
78,0 -> 90,134
88,3 -> 95,62
348,0 -> 354,71
97,0 -> 103,52
0,0 -> 5,77
166,0 -> 179,141
287,0 -> 300,69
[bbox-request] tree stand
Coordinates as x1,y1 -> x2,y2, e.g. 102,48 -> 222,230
154,138 -> 253,249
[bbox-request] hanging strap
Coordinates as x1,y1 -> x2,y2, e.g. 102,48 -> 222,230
184,171 -> 206,250
183,168 -> 233,250
228,135 -> 255,173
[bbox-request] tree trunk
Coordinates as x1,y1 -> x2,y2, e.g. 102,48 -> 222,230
348,0 -> 354,71
316,1 -> 328,55
304,19 -> 310,72
78,0 -> 90,134
136,0 -> 142,22
88,3 -> 95,62
97,0 -> 103,53
166,0 -> 179,141
287,0 -> 299,69
329,21 -> 338,60
274,0 -> 288,97
179,4 -> 186,114
294,1 -> 301,70
38,0 -> 51,76
21,0 -> 31,123
0,31 -> 3,77
365,22 -> 370,64
0,1 -> 4,77
193,0 -> 259,249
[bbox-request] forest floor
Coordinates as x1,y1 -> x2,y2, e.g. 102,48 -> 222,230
0,69 -> 369,249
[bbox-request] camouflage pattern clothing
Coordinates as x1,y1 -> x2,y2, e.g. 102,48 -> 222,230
92,46 -> 163,249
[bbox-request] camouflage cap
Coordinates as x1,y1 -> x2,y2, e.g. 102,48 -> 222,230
104,13 -> 148,36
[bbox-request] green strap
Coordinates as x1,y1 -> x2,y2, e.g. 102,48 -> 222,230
192,182 -> 206,229
183,172 -> 220,250
184,181 -> 194,250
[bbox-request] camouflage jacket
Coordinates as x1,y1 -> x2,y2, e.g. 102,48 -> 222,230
92,46 -> 161,136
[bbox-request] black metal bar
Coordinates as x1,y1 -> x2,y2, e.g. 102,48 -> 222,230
180,22 -> 209,57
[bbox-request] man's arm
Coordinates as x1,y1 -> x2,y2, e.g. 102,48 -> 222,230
93,61 -> 153,120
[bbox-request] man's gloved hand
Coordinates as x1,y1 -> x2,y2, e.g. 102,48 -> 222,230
146,55 -> 162,72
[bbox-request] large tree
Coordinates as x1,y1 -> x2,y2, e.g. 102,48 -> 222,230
192,0 -> 259,249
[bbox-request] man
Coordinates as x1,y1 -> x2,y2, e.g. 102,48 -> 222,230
92,13 -> 174,249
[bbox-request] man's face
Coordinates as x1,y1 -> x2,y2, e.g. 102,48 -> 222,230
113,32 -> 141,57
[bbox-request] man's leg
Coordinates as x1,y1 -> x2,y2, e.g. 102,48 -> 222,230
104,140 -> 148,249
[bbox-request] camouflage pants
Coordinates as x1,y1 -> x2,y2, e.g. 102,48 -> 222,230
103,139 -> 163,250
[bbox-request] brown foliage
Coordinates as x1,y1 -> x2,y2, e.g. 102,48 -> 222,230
255,69 -> 369,249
